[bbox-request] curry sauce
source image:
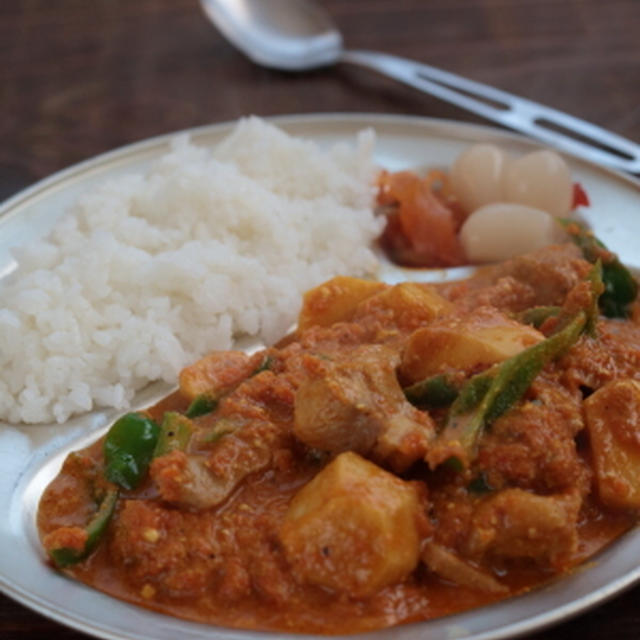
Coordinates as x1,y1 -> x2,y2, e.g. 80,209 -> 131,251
38,242 -> 640,633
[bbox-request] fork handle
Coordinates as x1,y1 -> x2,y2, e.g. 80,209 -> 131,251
341,49 -> 640,174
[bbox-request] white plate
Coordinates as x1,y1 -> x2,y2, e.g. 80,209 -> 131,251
1,114 -> 639,640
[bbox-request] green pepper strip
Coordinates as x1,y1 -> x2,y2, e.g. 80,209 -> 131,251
202,418 -> 237,443
427,311 -> 587,471
561,219 -> 637,318
468,472 -> 493,494
404,374 -> 460,408
251,354 -> 273,375
185,394 -> 218,418
153,412 -> 193,457
104,412 -> 160,490
585,260 -> 604,336
601,261 -> 638,318
519,305 -> 561,328
185,355 -> 273,419
48,488 -> 119,568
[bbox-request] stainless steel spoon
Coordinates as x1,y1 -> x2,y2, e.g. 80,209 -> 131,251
200,0 -> 640,173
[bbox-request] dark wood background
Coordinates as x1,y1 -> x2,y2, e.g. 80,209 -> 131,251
1,0 -> 639,638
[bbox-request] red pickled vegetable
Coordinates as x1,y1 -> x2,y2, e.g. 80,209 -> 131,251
378,170 -> 465,267
572,182 -> 590,208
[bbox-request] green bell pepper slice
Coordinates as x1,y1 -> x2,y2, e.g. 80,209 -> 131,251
104,412 -> 160,490
48,488 -> 119,568
561,220 -> 637,318
404,373 -> 460,408
154,412 -> 193,457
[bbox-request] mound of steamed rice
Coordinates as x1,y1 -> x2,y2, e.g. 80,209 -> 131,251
0,117 -> 383,424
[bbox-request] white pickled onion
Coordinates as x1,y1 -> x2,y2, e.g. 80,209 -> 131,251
460,202 -> 566,263
503,150 -> 572,216
450,144 -> 511,215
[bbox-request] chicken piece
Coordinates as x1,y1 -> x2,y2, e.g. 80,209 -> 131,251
442,276 -> 537,315
151,450 -> 233,510
466,488 -> 581,567
353,282 -> 453,331
179,350 -> 262,401
421,541 -> 506,594
374,411 -> 437,472
400,306 -> 544,383
279,452 -> 423,597
152,414 -> 286,510
559,318 -> 640,396
491,243 -> 591,307
293,344 -> 435,471
295,371 -> 379,453
584,379 -> 640,509
157,365 -> 298,511
206,418 -> 284,483
442,244 -> 591,315
298,276 -> 386,331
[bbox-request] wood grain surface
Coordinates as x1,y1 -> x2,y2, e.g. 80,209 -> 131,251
1,1 -> 639,639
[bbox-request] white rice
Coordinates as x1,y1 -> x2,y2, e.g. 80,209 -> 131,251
0,117 -> 383,424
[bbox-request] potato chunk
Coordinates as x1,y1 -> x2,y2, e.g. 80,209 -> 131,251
584,379 -> 640,509
354,282 -> 453,330
280,452 -> 422,597
298,276 -> 386,331
400,307 -> 544,382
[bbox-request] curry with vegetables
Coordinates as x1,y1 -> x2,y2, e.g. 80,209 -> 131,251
38,230 -> 640,633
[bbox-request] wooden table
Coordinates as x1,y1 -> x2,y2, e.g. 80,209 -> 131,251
1,1 -> 639,638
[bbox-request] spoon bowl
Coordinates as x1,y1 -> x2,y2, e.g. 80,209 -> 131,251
200,0 -> 342,70
200,0 -> 640,173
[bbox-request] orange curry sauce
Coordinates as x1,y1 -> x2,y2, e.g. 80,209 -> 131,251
38,244 -> 639,634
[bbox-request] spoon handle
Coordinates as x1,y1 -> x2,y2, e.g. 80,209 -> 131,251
341,50 -> 640,173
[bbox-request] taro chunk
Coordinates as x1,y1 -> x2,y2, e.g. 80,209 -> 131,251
400,307 -> 544,383
279,451 -> 422,597
353,282 -> 453,331
298,276 -> 386,331
584,379 -> 640,509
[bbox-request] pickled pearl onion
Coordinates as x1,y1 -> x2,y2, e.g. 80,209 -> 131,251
460,203 -> 566,263
503,150 -> 573,216
450,144 -> 510,214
